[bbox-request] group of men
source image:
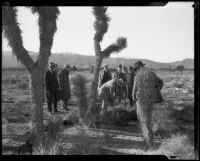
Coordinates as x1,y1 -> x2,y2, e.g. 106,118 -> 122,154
98,61 -> 164,114
44,62 -> 71,114
44,60 -> 164,117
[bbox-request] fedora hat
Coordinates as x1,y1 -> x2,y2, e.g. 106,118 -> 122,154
133,61 -> 145,69
48,62 -> 55,68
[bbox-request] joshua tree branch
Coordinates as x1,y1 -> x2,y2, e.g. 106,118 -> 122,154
102,37 -> 127,58
29,7 -> 60,69
2,6 -> 35,72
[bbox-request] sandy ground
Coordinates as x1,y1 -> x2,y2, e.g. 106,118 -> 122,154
2,70 -> 194,155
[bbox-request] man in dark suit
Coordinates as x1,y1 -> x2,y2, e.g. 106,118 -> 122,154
98,64 -> 112,88
126,66 -> 136,107
58,64 -> 71,111
44,62 -> 59,114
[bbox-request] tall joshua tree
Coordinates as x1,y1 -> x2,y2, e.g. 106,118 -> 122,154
2,6 -> 60,137
86,7 -> 127,127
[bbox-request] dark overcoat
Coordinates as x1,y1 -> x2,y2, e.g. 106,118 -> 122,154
44,70 -> 59,101
58,69 -> 71,100
98,69 -> 112,88
126,71 -> 135,99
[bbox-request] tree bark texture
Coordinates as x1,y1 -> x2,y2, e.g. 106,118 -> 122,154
86,40 -> 103,127
30,68 -> 45,138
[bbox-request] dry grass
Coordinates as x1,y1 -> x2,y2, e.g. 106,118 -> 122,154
33,138 -> 62,155
2,69 -> 194,155
33,117 -> 63,155
152,102 -> 179,138
150,134 -> 195,159
69,127 -> 105,155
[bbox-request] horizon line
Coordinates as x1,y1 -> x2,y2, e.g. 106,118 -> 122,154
2,50 -> 194,64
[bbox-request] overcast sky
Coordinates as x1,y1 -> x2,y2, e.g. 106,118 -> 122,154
2,2 -> 194,63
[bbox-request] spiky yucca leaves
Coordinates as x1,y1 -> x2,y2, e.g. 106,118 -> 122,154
2,6 -> 34,72
133,67 -> 162,148
29,6 -> 60,69
2,6 -> 60,138
72,74 -> 88,123
30,7 -> 60,48
93,7 -> 110,42
102,37 -> 127,58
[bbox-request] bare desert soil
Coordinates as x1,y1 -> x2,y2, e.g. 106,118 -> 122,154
2,69 -> 194,157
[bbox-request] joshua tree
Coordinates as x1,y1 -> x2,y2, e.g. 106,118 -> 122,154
86,7 -> 127,127
2,6 -> 60,137
176,65 -> 185,74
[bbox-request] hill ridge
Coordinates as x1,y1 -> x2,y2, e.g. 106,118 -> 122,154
2,51 -> 194,69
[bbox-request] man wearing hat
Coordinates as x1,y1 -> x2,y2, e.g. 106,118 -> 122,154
126,66 -> 136,107
44,62 -> 59,114
132,60 -> 163,148
54,63 -> 59,76
115,64 -> 127,103
58,64 -> 71,111
98,63 -> 112,88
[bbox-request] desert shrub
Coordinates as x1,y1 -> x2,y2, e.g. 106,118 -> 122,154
9,77 -> 17,84
33,118 -> 63,155
33,137 -> 62,155
3,106 -> 27,123
44,117 -> 62,139
100,107 -> 137,126
71,74 -> 88,121
154,134 -> 195,159
63,110 -> 80,126
17,81 -> 29,89
69,128 -> 105,155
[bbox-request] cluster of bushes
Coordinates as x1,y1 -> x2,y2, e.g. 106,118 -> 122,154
2,76 -> 29,89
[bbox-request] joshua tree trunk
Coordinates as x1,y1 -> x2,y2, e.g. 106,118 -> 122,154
30,68 -> 45,136
87,57 -> 103,126
86,40 -> 103,127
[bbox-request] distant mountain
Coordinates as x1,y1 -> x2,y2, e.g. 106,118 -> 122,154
2,51 -> 194,69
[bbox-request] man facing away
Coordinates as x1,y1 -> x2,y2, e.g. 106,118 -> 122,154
98,63 -> 112,88
58,64 -> 71,111
132,61 -> 164,148
44,62 -> 59,114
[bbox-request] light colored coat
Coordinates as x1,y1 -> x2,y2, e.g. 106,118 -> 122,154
98,79 -> 118,109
